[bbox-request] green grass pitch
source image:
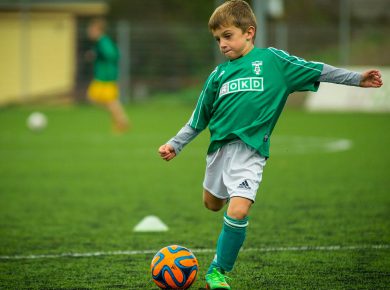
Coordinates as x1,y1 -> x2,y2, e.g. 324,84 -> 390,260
0,100 -> 389,289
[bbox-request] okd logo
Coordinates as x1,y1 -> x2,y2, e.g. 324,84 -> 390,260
219,77 -> 264,97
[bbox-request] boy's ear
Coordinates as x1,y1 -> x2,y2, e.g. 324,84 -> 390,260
245,26 -> 256,41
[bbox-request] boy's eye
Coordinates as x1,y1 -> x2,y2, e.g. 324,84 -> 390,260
215,37 -> 220,43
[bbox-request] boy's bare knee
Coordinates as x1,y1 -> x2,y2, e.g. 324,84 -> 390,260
203,200 -> 223,212
203,189 -> 226,212
227,197 -> 253,219
227,207 -> 248,219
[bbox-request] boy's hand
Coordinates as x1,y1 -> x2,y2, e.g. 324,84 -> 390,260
158,144 -> 176,161
360,69 -> 383,88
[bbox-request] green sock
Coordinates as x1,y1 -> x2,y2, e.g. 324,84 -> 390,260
207,213 -> 248,274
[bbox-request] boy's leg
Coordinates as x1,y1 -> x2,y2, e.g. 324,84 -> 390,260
203,141 -> 265,288
203,189 -> 227,212
106,100 -> 129,132
207,196 -> 252,274
227,196 -> 252,219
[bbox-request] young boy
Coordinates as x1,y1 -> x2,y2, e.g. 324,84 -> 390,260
87,18 -> 129,133
158,1 -> 383,289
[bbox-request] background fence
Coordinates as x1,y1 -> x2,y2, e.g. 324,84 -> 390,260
0,0 -> 389,105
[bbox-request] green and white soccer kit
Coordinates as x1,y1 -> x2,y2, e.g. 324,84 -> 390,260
167,47 -> 361,201
190,47 -> 323,158
204,139 -> 267,201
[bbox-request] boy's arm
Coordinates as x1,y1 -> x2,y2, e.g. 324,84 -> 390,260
99,36 -> 118,61
318,64 -> 383,88
158,124 -> 200,161
167,124 -> 200,155
159,67 -> 218,161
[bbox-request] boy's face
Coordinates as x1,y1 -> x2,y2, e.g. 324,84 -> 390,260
87,24 -> 102,41
212,25 -> 255,60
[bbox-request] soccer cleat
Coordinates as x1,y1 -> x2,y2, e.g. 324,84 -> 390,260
205,268 -> 231,290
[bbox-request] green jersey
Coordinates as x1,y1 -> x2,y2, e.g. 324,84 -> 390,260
93,35 -> 119,81
189,47 -> 324,158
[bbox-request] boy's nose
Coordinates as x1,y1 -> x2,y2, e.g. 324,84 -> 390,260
219,40 -> 227,49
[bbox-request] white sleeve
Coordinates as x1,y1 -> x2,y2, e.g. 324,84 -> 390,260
167,124 -> 200,155
318,64 -> 362,86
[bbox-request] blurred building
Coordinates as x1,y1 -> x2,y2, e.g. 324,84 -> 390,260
0,0 -> 107,106
0,0 -> 388,107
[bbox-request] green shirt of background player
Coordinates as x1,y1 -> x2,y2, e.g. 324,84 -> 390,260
159,1 -> 382,289
87,18 -> 129,133
93,34 -> 119,82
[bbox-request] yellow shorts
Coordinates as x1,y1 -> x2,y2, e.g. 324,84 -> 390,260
87,80 -> 119,104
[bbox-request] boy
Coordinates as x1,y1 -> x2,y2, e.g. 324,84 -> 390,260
87,18 -> 129,133
158,1 -> 382,289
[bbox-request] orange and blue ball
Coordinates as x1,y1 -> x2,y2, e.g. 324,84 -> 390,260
151,245 -> 199,289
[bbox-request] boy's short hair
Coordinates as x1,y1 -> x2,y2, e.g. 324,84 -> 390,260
208,0 -> 257,34
89,17 -> 107,33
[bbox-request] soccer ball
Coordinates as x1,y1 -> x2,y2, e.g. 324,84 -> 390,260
151,245 -> 199,289
27,112 -> 47,132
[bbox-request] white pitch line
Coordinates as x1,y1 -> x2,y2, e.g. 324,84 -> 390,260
0,244 -> 389,261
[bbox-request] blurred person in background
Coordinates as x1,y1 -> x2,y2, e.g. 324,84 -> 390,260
86,18 -> 129,133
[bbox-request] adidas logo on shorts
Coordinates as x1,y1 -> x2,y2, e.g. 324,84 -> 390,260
238,180 -> 251,190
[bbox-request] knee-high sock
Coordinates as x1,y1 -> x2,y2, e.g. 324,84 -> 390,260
207,213 -> 248,274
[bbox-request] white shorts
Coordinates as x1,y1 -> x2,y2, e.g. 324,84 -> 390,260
203,140 -> 267,202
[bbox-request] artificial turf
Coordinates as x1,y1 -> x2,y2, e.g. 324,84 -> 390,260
0,101 -> 389,289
